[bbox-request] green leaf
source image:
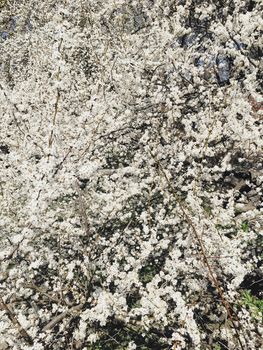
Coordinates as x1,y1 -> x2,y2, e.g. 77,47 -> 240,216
241,221 -> 249,232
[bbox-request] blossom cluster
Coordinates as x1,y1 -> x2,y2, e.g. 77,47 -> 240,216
0,0 -> 262,349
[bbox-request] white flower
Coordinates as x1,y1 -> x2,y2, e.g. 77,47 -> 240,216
127,341 -> 137,350
87,333 -> 99,344
74,319 -> 87,341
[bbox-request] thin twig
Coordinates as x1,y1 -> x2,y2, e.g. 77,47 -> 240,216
42,303 -> 84,331
0,295 -> 33,345
48,88 -> 61,148
150,150 -> 246,350
22,283 -> 62,304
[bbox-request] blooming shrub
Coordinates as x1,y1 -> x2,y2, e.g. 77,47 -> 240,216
0,0 -> 262,349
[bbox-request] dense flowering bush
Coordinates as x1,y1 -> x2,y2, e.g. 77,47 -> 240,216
0,0 -> 262,349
